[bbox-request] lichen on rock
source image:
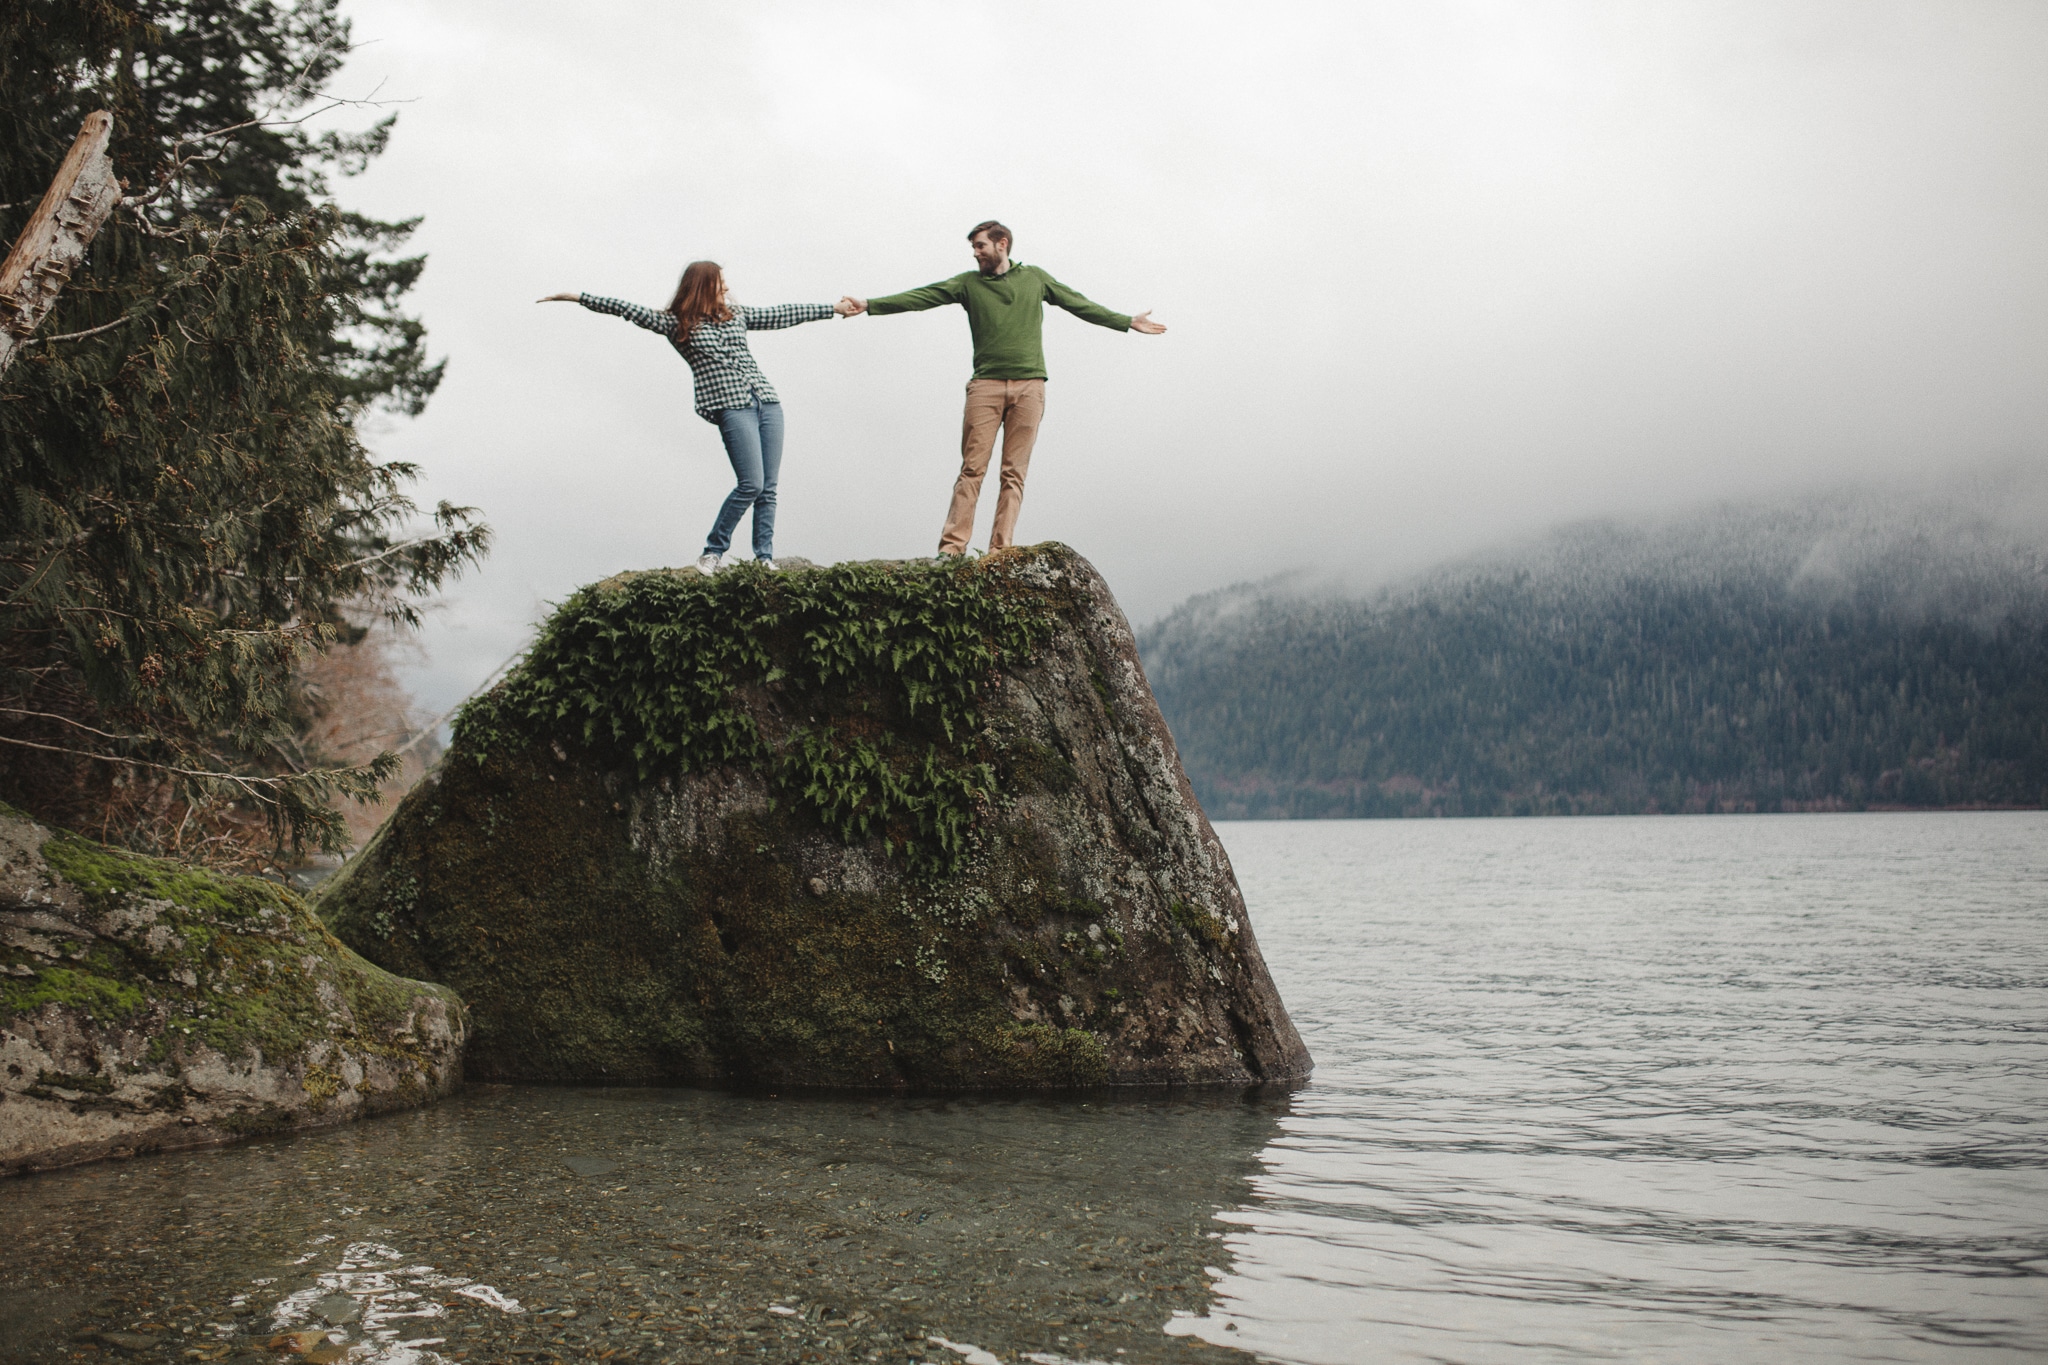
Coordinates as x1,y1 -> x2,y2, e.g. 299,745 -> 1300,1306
316,544 -> 1309,1090
0,804 -> 465,1175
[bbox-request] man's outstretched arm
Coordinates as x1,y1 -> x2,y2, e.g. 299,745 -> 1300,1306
1042,276 -> 1128,332
851,277 -> 967,316
1042,276 -> 1165,334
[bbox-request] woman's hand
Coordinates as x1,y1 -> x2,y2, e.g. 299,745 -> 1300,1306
536,292 -> 579,303
835,296 -> 867,317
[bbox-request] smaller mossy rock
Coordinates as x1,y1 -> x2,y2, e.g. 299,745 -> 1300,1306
0,805 -> 465,1175
316,544 -> 1309,1090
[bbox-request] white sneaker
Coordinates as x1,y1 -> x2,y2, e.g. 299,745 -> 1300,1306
694,553 -> 721,576
757,557 -> 777,571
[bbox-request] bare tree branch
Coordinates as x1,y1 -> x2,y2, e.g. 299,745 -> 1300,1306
0,732 -> 361,796
386,645 -> 526,759
210,532 -> 453,585
18,313 -> 135,349
0,706 -> 150,743
119,37 -> 412,226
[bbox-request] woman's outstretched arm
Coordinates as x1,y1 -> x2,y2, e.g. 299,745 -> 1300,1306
540,293 -> 677,334
736,302 -> 838,331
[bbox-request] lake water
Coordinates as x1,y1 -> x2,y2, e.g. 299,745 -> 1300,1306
1199,812 -> 2048,1364
2,811 -> 2043,1364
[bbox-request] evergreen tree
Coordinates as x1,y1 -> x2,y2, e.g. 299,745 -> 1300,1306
0,0 -> 489,853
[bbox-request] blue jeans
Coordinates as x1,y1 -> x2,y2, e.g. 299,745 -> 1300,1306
706,400 -> 783,559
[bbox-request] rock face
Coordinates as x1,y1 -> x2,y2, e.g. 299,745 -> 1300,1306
317,544 -> 1310,1090
0,806 -> 465,1175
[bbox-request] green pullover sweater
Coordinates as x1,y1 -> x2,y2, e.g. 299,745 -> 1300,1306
866,262 -> 1131,380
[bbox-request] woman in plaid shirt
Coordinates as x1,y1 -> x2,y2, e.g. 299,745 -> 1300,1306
542,262 -> 858,573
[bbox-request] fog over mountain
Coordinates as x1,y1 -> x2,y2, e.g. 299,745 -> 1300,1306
1163,476 -> 2048,627
1139,482 -> 2048,818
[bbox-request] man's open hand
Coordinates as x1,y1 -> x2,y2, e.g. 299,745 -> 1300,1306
1130,310 -> 1166,335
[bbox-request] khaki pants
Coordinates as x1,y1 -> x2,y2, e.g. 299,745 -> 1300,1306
939,378 -> 1045,554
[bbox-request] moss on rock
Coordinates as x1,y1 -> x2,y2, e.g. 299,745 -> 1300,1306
317,544 -> 1308,1090
1,803 -> 465,1175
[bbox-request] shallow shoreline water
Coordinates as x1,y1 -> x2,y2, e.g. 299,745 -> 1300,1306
0,1083 -> 1277,1364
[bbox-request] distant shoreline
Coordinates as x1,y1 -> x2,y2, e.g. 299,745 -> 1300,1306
1206,803 -> 2045,820
1147,496 -> 2048,825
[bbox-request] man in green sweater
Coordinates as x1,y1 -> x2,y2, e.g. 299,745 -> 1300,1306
845,220 -> 1165,555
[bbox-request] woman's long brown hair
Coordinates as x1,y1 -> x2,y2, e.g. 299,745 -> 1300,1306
667,260 -> 732,343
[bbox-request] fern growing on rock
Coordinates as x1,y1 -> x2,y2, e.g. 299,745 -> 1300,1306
454,557 -> 1050,874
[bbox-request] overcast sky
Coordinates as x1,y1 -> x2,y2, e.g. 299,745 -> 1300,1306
327,0 -> 2048,715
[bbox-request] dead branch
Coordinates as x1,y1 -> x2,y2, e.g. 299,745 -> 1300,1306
385,645 -> 525,759
210,532 -> 448,584
119,42 -> 409,230
0,112 -> 122,375
18,313 -> 135,349
0,705 -> 150,743
0,732 -> 360,798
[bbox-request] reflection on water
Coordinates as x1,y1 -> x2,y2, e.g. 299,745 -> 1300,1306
0,1085 -> 1280,1363
4,812 -> 2043,1364
264,1238 -> 526,1355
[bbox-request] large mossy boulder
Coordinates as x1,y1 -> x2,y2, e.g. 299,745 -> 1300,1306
0,806 -> 465,1175
316,544 -> 1309,1090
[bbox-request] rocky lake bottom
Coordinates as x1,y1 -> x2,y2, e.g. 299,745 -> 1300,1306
0,1084 -> 1271,1365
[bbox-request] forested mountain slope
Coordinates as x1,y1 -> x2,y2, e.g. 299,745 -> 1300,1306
1138,498 -> 2048,817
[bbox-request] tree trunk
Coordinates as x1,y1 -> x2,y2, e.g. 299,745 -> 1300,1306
0,112 -> 121,376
